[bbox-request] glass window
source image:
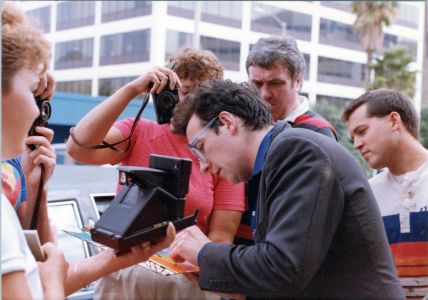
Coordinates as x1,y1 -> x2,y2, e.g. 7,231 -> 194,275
48,200 -> 89,262
319,18 -> 361,50
27,6 -> 51,33
303,54 -> 310,80
167,1 -> 195,19
56,1 -> 95,31
200,36 -> 240,71
57,80 -> 92,95
100,30 -> 150,65
383,34 -> 417,60
318,56 -> 365,87
99,77 -> 144,99
102,1 -> 152,23
320,1 -> 351,12
316,94 -> 352,108
165,30 -> 193,60
55,38 -> 94,70
396,4 -> 418,29
201,2 -> 242,28
251,3 -> 312,41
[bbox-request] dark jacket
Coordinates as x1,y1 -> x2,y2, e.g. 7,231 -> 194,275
198,121 -> 404,299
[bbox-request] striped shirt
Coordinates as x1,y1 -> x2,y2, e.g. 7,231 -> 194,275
370,163 -> 428,299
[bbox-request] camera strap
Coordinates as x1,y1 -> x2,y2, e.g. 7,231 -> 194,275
69,92 -> 150,153
30,165 -> 44,230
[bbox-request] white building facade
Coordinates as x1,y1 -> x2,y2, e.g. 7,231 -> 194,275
19,1 -> 425,109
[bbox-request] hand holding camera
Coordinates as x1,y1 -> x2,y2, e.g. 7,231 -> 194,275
127,66 -> 181,96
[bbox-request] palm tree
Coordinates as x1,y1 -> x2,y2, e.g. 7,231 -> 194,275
370,45 -> 416,99
352,1 -> 398,89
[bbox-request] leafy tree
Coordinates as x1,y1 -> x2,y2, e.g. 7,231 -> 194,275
420,106 -> 428,149
370,46 -> 416,98
352,1 -> 397,88
313,102 -> 373,178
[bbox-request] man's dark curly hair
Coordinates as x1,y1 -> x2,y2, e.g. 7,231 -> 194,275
172,79 -> 273,136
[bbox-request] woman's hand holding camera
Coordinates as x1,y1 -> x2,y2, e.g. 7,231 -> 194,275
127,66 -> 181,96
23,126 -> 57,187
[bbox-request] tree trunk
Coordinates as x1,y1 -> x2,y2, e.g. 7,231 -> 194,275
365,50 -> 373,90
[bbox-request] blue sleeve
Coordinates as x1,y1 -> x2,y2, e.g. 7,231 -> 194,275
6,157 -> 27,202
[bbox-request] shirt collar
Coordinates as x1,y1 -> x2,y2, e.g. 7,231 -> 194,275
253,128 -> 274,176
284,95 -> 310,122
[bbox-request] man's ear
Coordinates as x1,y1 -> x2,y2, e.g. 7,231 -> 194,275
389,112 -> 401,131
218,111 -> 238,134
293,76 -> 303,91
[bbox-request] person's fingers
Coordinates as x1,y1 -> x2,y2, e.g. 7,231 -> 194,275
34,156 -> 56,178
40,73 -> 55,100
35,73 -> 48,97
153,70 -> 169,94
36,127 -> 55,142
151,223 -> 176,254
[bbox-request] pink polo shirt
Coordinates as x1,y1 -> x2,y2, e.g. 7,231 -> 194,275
115,118 -> 245,234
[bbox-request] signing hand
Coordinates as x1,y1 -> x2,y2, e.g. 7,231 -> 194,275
169,225 -> 211,266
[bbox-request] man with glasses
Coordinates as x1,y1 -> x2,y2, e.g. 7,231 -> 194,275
170,79 -> 403,299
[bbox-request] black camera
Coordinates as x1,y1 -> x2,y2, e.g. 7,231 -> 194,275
90,154 -> 197,254
152,80 -> 179,124
28,97 -> 51,150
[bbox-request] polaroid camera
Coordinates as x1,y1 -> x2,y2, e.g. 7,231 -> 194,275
90,154 -> 197,253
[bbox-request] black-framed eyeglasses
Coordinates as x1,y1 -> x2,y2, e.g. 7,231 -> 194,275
188,116 -> 219,163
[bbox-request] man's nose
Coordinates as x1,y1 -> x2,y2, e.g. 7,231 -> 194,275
199,161 -> 210,173
353,137 -> 363,150
260,85 -> 271,101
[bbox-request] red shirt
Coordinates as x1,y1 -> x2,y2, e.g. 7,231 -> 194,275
115,118 -> 245,234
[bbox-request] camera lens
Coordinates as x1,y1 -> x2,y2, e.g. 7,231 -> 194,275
159,93 -> 175,108
40,101 -> 52,122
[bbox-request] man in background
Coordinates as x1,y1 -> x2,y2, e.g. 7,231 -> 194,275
343,88 -> 428,299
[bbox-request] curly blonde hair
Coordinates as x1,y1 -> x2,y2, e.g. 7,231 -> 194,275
167,47 -> 224,81
2,2 -> 51,94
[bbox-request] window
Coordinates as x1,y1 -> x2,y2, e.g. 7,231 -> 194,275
56,1 -> 95,31
320,1 -> 352,12
100,30 -> 150,65
396,4 -> 418,29
303,54 -> 310,80
101,1 -> 152,23
48,200 -> 89,262
165,30 -> 193,60
201,2 -> 242,28
318,57 -> 365,87
90,193 -> 115,217
55,38 -> 94,70
57,80 -> 92,95
167,1 -> 195,19
200,36 -> 240,71
99,77 -> 144,99
27,6 -> 51,33
319,19 -> 360,50
316,94 -> 352,108
383,34 -> 417,60
251,3 -> 312,41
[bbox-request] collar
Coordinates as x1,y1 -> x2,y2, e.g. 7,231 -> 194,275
253,128 -> 274,176
284,95 -> 310,122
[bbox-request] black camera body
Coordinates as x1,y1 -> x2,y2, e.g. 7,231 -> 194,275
28,97 -> 51,150
152,81 -> 179,124
90,154 -> 197,254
